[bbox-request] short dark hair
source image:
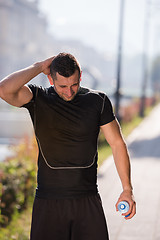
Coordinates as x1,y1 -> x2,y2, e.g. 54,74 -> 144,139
50,52 -> 81,80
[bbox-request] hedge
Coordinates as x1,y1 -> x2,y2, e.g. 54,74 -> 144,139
0,137 -> 37,227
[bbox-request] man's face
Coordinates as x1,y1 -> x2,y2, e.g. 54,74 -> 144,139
53,70 -> 80,101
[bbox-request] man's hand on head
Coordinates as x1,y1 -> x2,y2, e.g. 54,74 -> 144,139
40,56 -> 55,75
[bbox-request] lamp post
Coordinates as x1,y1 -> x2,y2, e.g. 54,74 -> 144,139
115,0 -> 125,121
139,0 -> 151,117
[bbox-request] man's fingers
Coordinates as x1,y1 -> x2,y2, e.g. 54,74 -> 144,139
124,201 -> 136,220
41,56 -> 55,75
116,198 -> 136,220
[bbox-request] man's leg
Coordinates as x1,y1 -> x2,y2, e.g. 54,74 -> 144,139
30,198 -> 73,240
71,194 -> 109,240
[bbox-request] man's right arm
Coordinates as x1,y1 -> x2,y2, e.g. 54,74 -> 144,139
0,56 -> 54,107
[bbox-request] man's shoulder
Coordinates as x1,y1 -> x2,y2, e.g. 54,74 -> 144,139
79,87 -> 106,99
27,84 -> 54,95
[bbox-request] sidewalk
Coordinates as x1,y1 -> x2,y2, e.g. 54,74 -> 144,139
98,103 -> 160,240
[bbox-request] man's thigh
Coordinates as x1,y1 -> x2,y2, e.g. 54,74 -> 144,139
30,194 -> 109,240
71,194 -> 109,240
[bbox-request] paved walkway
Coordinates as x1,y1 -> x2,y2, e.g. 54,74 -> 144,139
98,103 -> 160,240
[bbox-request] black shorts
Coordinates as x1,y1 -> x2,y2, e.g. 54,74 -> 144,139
30,194 -> 109,240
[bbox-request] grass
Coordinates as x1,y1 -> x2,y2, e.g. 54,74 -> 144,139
98,143 -> 112,167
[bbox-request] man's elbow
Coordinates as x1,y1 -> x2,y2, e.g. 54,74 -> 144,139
0,81 -> 14,103
110,137 -> 127,151
0,81 -> 5,100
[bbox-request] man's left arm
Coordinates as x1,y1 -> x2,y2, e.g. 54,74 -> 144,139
100,119 -> 136,219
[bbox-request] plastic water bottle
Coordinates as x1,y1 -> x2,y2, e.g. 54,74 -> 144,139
118,201 -> 130,217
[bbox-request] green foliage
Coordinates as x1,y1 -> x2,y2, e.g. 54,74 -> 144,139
0,204 -> 32,240
0,137 -> 37,227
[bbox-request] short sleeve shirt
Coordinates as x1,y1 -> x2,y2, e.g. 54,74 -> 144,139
21,85 -> 115,198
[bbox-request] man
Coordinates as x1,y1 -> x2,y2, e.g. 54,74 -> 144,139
0,53 -> 136,240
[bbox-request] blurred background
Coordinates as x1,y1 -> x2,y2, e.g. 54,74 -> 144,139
1,0 -> 160,151
1,0 -> 160,238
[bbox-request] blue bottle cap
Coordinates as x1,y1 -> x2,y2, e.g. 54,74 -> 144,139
118,201 -> 130,217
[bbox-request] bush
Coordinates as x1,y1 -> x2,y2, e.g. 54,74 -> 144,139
0,137 -> 37,227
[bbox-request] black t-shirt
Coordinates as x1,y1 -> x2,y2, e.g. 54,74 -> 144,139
21,85 -> 115,198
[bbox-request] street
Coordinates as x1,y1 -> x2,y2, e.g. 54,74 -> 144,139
98,103 -> 160,240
